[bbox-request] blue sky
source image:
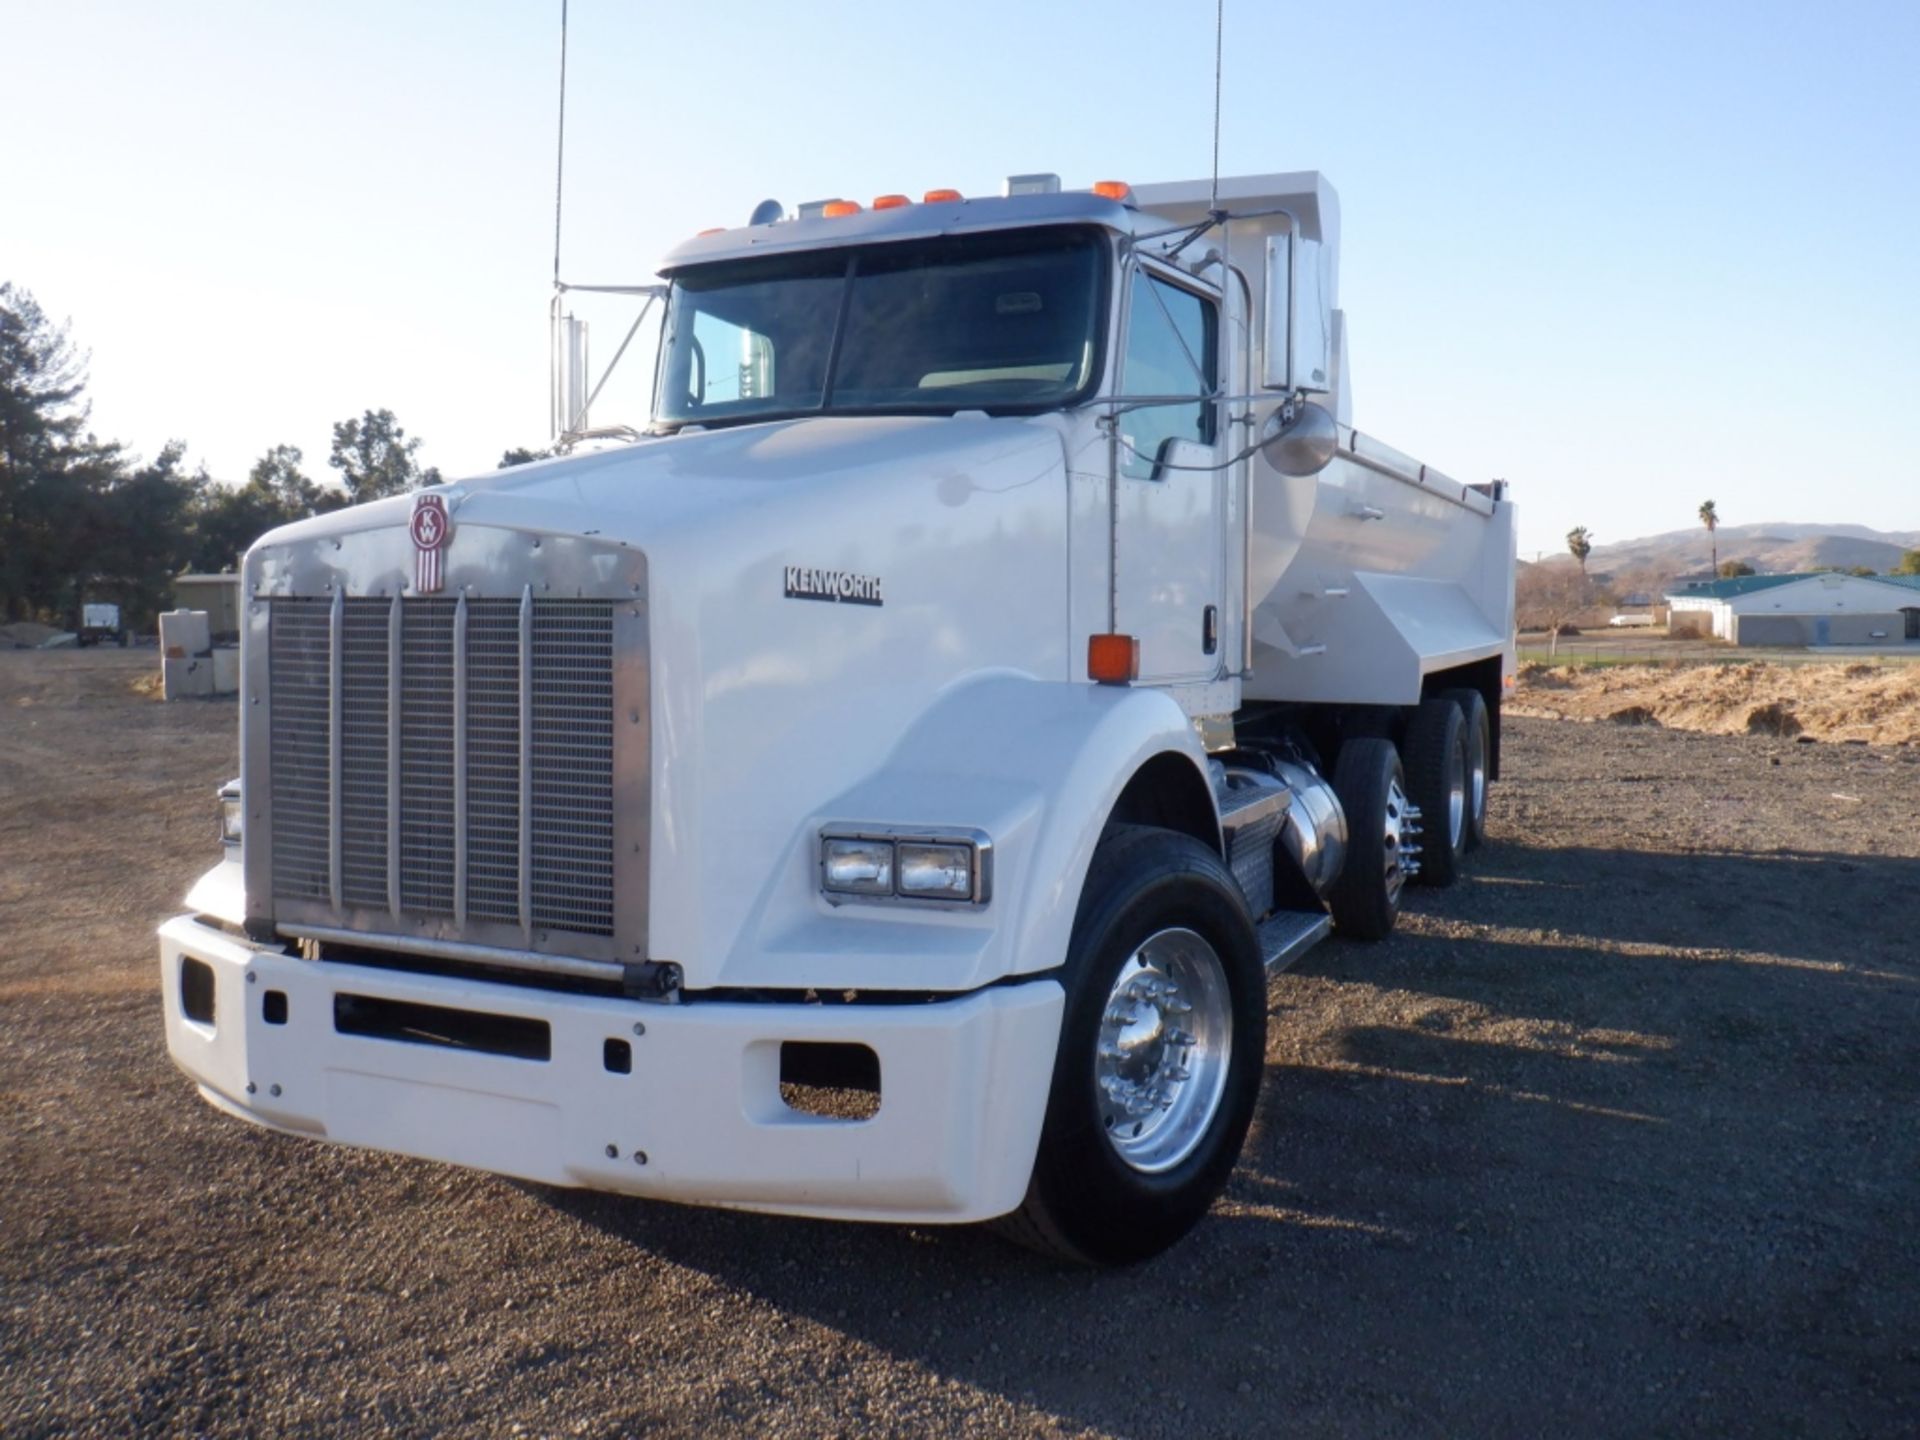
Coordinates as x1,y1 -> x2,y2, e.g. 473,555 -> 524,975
6,0 -> 1917,559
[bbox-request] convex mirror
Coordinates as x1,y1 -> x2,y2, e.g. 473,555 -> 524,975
1260,399 -> 1338,477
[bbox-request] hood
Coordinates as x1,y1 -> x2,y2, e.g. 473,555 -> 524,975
254,414 -> 1068,556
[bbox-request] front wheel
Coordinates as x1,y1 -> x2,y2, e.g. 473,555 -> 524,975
999,825 -> 1266,1266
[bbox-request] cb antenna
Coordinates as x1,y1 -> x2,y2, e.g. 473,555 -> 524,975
1209,0 -> 1224,215
552,0 -> 569,288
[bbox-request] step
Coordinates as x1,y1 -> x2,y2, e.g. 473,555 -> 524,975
1258,908 -> 1332,972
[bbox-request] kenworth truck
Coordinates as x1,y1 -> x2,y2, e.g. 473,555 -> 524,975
160,172 -> 1515,1264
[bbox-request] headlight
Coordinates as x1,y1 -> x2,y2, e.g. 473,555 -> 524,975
218,781 -> 243,846
819,828 -> 990,906
821,837 -> 893,895
896,842 -> 974,900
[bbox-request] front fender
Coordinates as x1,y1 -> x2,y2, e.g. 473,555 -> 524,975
722,673 -> 1213,993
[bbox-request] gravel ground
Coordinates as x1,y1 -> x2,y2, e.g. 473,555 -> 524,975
3,649 -> 1917,1438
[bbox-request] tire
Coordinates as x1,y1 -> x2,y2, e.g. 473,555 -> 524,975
1402,698 -> 1468,887
1326,738 -> 1415,940
999,824 -> 1266,1266
1441,688 -> 1491,850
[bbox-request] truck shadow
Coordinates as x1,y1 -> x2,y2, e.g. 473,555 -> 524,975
1408,841 -> 1917,978
539,838 -> 1917,1437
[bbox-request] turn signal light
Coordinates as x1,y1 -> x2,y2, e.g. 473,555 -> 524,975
922,188 -> 963,203
1091,179 -> 1134,204
822,200 -> 861,218
1088,633 -> 1139,685
872,194 -> 911,210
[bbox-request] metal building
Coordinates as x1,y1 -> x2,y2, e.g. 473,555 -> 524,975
1666,572 -> 1920,646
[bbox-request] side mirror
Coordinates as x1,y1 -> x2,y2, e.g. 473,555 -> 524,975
1260,399 -> 1338,477
1263,231 -> 1333,394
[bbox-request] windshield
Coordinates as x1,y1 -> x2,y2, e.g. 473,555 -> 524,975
652,226 -> 1107,427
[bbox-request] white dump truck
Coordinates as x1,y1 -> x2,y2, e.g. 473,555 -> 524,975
159,172 -> 1514,1263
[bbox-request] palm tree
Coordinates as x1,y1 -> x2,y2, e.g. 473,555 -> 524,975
1566,526 -> 1593,576
1698,500 -> 1719,574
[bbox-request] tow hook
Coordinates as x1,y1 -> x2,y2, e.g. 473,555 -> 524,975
623,960 -> 683,1002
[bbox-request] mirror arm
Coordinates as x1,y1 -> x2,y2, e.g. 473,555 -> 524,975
564,293 -> 659,437
556,282 -> 668,298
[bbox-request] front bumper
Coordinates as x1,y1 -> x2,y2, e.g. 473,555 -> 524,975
159,915 -> 1062,1223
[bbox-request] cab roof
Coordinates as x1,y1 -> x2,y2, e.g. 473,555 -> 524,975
655,191 -> 1145,274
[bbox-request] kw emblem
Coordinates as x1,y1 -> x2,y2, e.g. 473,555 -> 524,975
410,493 -> 453,594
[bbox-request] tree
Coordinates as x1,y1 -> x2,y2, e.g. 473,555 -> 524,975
0,283 -> 94,619
1895,549 -> 1920,576
1566,526 -> 1592,575
188,443 -> 348,572
249,443 -> 333,515
1718,560 -> 1755,578
1516,562 -> 1605,657
91,440 -> 206,617
328,408 -> 441,503
1698,499 -> 1719,573
498,446 -> 552,468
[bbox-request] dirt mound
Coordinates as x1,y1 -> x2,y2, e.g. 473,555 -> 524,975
1517,661 -> 1572,690
1745,702 -> 1802,738
1510,660 -> 1920,745
1,622 -> 61,649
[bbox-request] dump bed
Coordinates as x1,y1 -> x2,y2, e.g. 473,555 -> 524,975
1135,174 -> 1516,707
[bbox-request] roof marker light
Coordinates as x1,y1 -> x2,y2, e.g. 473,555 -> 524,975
1091,179 -> 1135,205
872,193 -> 911,210
822,200 -> 862,218
696,227 -> 725,237
1087,634 -> 1139,685
922,188 -> 963,203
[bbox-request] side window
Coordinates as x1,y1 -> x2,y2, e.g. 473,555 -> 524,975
1119,271 -> 1218,479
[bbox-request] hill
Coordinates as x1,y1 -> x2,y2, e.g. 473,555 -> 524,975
1580,522 -> 1920,585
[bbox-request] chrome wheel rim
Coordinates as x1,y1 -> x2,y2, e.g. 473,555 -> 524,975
1095,927 -> 1233,1174
1384,774 -> 1418,899
1447,751 -> 1467,849
1468,727 -> 1488,828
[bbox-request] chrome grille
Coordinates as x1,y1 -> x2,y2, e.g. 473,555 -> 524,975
339,599 -> 392,910
530,603 -> 616,935
268,602 -> 331,903
268,592 -> 616,943
398,600 -> 456,916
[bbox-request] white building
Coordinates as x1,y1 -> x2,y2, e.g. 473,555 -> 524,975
1666,572 -> 1920,645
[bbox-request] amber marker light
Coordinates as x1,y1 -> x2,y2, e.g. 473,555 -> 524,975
1088,634 -> 1140,685
1091,179 -> 1134,203
922,188 -> 963,203
872,194 -> 911,210
822,200 -> 862,218
696,227 -> 725,236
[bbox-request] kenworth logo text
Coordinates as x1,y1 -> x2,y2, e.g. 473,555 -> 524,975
783,567 -> 883,606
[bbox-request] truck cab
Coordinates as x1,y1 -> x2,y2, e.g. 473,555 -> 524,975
159,172 -> 1515,1263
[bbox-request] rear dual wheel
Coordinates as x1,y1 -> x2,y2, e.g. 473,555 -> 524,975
1326,738 -> 1418,940
1404,697 -> 1470,887
1442,688 -> 1491,851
